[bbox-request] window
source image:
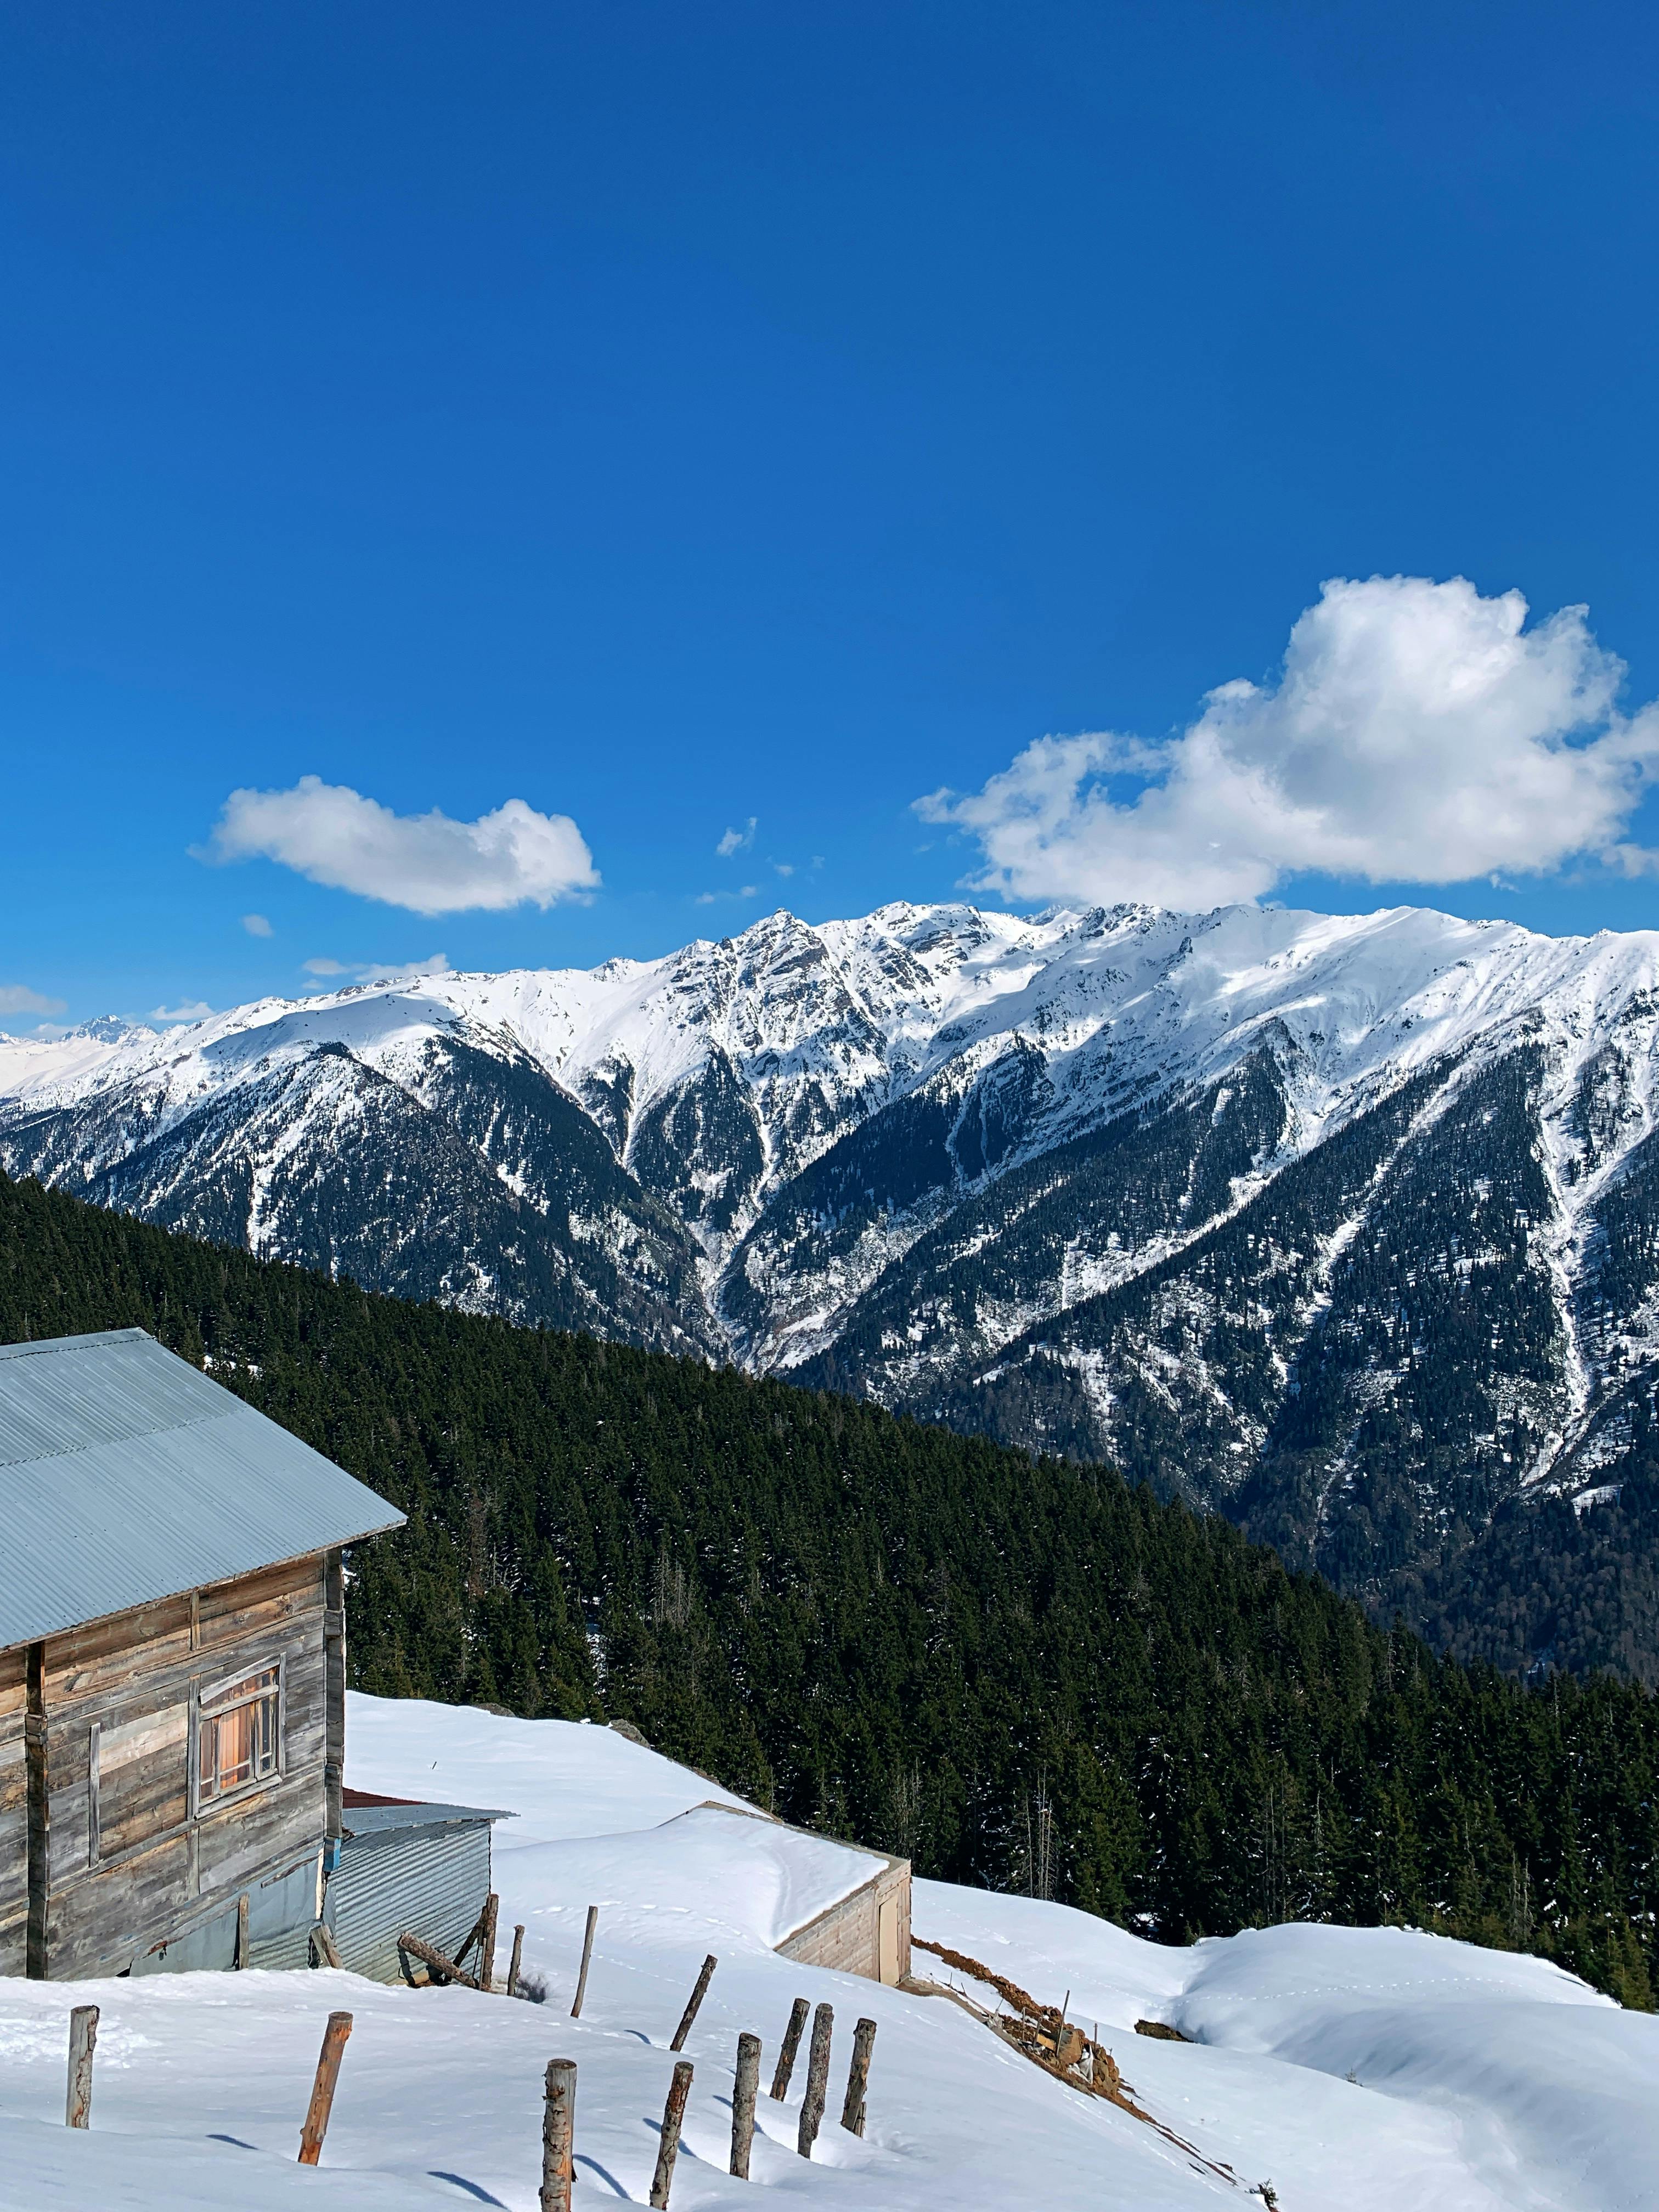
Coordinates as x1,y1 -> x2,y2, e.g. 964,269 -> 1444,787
196,1663 -> 282,1805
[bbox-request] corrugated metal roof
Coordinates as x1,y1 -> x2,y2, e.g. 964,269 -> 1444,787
0,1328 -> 404,1651
327,1815 -> 493,1983
341,1801 -> 510,1841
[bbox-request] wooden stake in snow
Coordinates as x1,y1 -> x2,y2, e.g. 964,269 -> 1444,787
648,2059 -> 694,2209
770,1997 -> 809,2098
670,1953 -> 717,2052
297,2010 -> 353,2165
797,2003 -> 833,2158
478,1891 -> 500,1993
840,2016 -> 877,2137
235,1892 -> 250,1969
507,1923 -> 526,1998
571,1905 -> 599,2018
730,2033 -> 761,2179
539,2058 -> 577,2212
65,2006 -> 98,2129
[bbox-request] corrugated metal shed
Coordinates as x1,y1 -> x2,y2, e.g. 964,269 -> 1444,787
0,1328 -> 404,1651
326,1800 -> 506,1983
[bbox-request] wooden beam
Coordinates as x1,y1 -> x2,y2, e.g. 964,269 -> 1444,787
322,1551 -> 345,1844
396,1931 -> 480,1989
25,1642 -> 46,1980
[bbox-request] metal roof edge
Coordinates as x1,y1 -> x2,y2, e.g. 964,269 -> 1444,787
0,1518 -> 407,1660
0,1327 -> 152,1363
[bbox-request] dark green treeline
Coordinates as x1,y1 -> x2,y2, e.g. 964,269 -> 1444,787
3,1167 -> 1655,2007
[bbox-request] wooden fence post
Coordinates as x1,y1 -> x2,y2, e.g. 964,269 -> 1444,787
730,2032 -> 760,2179
478,1891 -> 500,1993
296,2010 -> 353,2165
539,2058 -> 577,2212
648,2059 -> 693,2209
507,1923 -> 526,1997
65,2006 -> 98,2128
670,1953 -> 717,2052
769,1997 -> 809,2099
797,2004 -> 833,2159
235,1892 -> 250,1969
571,1905 -> 599,2018
840,2016 -> 877,2136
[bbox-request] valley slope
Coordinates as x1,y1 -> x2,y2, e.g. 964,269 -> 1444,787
9,897 -> 1659,1666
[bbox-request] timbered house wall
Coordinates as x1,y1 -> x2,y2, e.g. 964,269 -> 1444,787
0,1644 -> 24,1974
5,1552 -> 336,1980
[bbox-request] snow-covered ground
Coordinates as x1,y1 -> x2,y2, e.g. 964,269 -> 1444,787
0,1692 -> 1652,2209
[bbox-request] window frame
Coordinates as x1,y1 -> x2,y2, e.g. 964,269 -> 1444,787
190,1655 -> 286,1818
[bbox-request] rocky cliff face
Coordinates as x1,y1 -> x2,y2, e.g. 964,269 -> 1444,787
11,898 -> 1659,1660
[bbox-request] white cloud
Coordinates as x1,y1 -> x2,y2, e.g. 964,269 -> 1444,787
774,861 -> 795,877
918,576 -> 1659,909
202,776 -> 599,915
149,1001 -> 213,1026
716,818 -> 757,857
0,984 -> 66,1016
302,953 -> 450,986
241,912 -> 273,937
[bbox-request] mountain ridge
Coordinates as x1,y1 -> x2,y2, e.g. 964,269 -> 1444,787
11,894 -> 1659,1667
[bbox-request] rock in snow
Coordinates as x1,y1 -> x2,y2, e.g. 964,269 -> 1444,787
0,1692 -> 1650,2209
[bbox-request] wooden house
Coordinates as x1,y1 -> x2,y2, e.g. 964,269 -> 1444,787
0,1328 -> 403,1979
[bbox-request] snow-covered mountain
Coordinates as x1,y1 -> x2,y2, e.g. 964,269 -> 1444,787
11,896 -> 1659,1634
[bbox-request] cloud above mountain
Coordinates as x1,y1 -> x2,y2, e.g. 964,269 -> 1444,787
202,777 -> 599,914
918,576 -> 1659,908
0,985 -> 66,1017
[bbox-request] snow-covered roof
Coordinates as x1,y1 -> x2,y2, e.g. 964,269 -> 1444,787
0,1329 -> 404,1650
343,1697 -> 893,1951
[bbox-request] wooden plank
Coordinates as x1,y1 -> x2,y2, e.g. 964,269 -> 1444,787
323,1550 -> 343,1843
200,1558 -> 323,1646
26,1641 -> 47,1977
196,1772 -> 323,1894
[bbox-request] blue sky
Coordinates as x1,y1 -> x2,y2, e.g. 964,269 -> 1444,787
6,1 -> 1659,1028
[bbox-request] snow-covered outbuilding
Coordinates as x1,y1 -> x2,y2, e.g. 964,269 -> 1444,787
0,1328 -> 404,1979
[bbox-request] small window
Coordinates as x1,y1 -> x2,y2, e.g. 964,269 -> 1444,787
197,1663 -> 282,1805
